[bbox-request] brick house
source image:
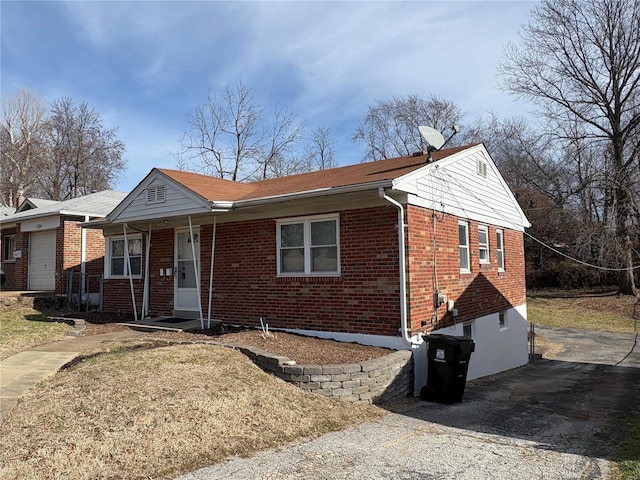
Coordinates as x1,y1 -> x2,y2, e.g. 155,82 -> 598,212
86,143 -> 530,392
0,191 -> 127,302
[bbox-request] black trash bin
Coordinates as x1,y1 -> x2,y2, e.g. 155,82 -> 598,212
421,334 -> 475,404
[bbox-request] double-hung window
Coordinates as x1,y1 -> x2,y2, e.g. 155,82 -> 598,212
107,235 -> 142,278
458,220 -> 470,273
478,225 -> 489,264
277,215 -> 339,276
2,234 -> 16,262
496,229 -> 505,271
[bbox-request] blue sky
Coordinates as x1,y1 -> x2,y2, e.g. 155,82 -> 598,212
2,1 -> 536,192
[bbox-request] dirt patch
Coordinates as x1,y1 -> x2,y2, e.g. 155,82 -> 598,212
64,312 -> 395,365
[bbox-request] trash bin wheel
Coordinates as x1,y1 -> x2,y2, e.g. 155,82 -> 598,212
420,385 -> 435,402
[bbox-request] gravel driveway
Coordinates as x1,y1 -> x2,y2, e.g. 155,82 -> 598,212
175,327 -> 640,480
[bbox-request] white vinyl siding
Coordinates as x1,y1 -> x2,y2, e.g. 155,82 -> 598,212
398,146 -> 529,232
277,215 -> 339,276
459,220 -> 470,273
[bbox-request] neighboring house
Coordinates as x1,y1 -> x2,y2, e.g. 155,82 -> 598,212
86,143 -> 530,393
0,191 -> 127,297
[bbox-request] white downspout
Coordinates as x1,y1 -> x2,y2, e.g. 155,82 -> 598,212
188,216 -> 204,330
378,188 -> 420,345
207,217 -> 217,329
123,223 -> 138,322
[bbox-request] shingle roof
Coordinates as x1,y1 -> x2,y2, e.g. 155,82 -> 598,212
0,190 -> 128,224
159,144 -> 475,202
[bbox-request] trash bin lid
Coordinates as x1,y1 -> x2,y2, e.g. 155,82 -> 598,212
425,333 -> 475,355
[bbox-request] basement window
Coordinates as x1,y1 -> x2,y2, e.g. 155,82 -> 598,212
147,185 -> 166,205
277,214 -> 340,276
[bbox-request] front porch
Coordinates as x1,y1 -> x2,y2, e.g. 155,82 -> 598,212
117,317 -> 208,332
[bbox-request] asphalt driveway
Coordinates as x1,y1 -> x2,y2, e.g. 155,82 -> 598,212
176,327 -> 640,480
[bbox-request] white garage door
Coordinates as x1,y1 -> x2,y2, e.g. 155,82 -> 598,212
29,230 -> 56,290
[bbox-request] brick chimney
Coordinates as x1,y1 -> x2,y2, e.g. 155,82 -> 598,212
16,190 -> 25,208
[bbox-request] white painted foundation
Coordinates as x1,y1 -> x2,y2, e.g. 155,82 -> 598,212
283,302 -> 529,397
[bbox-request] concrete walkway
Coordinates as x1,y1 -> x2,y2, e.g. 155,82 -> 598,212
0,330 -> 146,423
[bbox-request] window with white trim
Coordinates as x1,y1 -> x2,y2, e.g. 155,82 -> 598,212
458,220 -> 470,273
496,229 -> 505,271
2,234 -> 16,262
106,235 -> 142,278
277,215 -> 339,276
478,225 -> 489,264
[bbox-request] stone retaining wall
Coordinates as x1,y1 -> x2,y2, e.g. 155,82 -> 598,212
231,343 -> 414,405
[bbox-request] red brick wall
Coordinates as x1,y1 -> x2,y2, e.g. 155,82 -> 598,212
102,204 -> 526,338
103,208 -> 403,336
61,216 -> 108,296
405,205 -> 526,334
14,226 -> 28,291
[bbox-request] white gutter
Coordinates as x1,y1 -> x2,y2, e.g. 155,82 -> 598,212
188,216 -> 205,330
378,188 -> 420,345
207,217 -> 217,329
234,180 -> 393,209
123,223 -> 138,322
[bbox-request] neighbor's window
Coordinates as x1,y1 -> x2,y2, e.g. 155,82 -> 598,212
2,234 -> 16,262
107,235 -> 142,278
478,225 -> 489,264
496,229 -> 505,271
458,220 -> 470,273
277,215 -> 339,276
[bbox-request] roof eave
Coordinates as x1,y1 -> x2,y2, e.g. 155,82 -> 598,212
233,180 -> 394,209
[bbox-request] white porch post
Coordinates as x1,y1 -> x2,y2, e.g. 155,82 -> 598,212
188,216 -> 204,329
123,223 -> 138,322
142,224 -> 151,318
207,217 -> 217,329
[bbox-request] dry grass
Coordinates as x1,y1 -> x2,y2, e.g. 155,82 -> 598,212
527,290 -> 640,333
0,308 -> 71,360
0,343 -> 384,480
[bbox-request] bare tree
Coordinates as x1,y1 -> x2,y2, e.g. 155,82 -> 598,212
177,82 -> 307,181
499,0 -> 640,294
0,89 -> 47,206
255,105 -> 306,180
352,94 -> 464,162
41,98 -> 125,200
307,127 -> 337,171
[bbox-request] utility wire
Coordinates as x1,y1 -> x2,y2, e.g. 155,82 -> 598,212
436,166 -> 640,273
524,231 -> 640,272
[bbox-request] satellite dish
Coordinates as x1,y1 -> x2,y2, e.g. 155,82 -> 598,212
418,126 -> 445,151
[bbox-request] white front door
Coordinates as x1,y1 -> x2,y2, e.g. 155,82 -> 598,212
29,230 -> 56,290
174,228 -> 200,312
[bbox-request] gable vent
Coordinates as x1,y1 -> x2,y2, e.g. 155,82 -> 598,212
476,161 -> 487,178
147,185 -> 166,205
